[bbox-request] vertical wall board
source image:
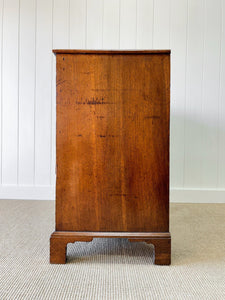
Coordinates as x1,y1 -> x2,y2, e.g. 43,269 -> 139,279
184,0 -> 205,187
86,0 -> 103,49
35,0 -> 52,185
50,53 -> 56,187
18,0 -> 36,185
170,0 -> 187,187
153,0 -> 171,49
201,0 -> 221,187
69,0 -> 86,49
102,0 -> 120,49
0,0 -> 3,184
0,0 -> 225,199
2,0 -> 19,184
136,0 -> 154,49
218,1 -> 225,187
51,0 -> 70,186
52,0 -> 69,49
120,0 -> 137,49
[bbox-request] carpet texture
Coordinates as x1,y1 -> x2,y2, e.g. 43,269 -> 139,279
0,200 -> 225,299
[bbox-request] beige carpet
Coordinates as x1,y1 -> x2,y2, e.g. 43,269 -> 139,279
0,200 -> 225,300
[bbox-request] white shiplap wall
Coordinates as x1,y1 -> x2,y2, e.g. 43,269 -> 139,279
0,0 -> 224,202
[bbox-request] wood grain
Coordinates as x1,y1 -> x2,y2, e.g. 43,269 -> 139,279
50,50 -> 171,265
52,49 -> 171,54
50,231 -> 171,265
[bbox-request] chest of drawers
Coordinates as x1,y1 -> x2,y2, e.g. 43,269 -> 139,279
50,50 -> 171,265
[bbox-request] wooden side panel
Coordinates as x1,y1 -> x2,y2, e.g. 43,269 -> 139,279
56,53 -> 170,232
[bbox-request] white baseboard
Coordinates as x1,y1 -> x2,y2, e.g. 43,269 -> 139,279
0,185 -> 55,200
0,185 -> 225,203
170,188 -> 225,203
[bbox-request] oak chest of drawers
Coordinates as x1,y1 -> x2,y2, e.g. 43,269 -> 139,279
50,50 -> 171,265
